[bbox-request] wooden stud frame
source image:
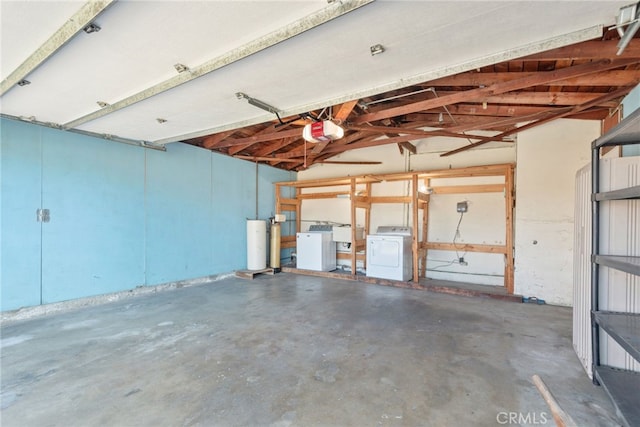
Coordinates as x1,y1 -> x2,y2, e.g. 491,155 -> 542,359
275,163 -> 515,293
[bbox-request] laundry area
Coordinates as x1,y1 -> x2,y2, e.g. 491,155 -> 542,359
2,1 -> 640,426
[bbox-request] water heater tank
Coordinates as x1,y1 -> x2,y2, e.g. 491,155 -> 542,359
246,220 -> 266,270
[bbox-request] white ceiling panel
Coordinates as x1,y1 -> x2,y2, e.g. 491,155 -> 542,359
0,0 -> 84,76
0,0 -> 628,144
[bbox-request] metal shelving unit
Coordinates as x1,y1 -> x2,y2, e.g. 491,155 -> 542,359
591,108 -> 640,427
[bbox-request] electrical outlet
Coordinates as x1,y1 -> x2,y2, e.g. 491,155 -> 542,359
456,201 -> 468,213
459,257 -> 468,266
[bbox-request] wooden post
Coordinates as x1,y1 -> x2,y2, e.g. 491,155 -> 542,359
365,183 -> 372,234
504,165 -> 515,294
421,178 -> 430,278
350,178 -> 357,276
412,174 -> 419,282
364,182 -> 372,270
295,187 -> 302,234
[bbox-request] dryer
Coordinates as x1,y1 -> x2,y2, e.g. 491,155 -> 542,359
366,226 -> 412,281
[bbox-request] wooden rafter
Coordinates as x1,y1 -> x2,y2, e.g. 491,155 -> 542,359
440,85 -> 635,156
428,70 -> 640,88
182,37 -> 640,170
354,59 -> 639,124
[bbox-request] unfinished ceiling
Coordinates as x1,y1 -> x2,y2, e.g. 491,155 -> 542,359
1,1 -> 639,170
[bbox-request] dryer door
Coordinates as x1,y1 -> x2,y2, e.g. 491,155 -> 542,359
368,237 -> 400,267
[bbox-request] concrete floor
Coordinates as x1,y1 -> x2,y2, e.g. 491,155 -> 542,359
1,273 -> 621,426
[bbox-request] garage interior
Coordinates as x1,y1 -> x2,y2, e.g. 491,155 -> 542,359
1,1 -> 640,426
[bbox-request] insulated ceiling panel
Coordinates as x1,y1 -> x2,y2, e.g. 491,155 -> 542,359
0,1 -> 83,76
0,0 -> 632,150
71,1 -> 625,143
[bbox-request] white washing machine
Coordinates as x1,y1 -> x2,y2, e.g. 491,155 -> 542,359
296,225 -> 336,271
366,226 -> 413,281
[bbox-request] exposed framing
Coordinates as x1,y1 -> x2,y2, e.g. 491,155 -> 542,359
275,163 -> 515,293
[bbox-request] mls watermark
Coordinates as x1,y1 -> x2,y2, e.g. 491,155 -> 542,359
496,411 -> 549,425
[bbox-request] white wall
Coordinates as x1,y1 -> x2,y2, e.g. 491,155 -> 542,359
298,138 -> 516,285
514,119 -> 600,306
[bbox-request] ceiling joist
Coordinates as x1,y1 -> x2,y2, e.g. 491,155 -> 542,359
354,58 -> 639,124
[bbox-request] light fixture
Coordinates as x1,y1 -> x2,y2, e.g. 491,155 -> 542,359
174,63 -> 189,73
83,23 -> 101,34
17,79 -> 31,86
236,92 -> 279,114
96,101 -> 109,108
612,2 -> 640,55
370,44 -> 385,56
302,120 -> 344,143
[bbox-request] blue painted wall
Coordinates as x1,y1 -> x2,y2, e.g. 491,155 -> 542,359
1,119 -> 42,309
41,131 -> 146,303
145,143 -> 214,285
1,117 -> 295,311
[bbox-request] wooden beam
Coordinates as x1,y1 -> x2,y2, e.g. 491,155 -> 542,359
441,85 -> 634,157
345,123 -> 495,139
298,191 -> 349,199
431,184 -> 505,194
275,163 -> 512,187
425,103 -> 561,117
441,108 -> 570,134
368,196 -> 412,204
228,122 -> 289,155
399,92 -> 620,109
425,242 -> 507,254
428,70 -> 640,88
337,252 -> 366,260
354,59 -> 639,124
208,127 -> 303,149
201,129 -> 238,149
399,141 -> 417,154
235,156 -> 299,163
481,92 -> 620,107
318,160 -> 382,165
405,106 -> 607,128
279,198 -> 299,206
311,140 -> 330,154
334,100 -> 359,121
564,108 -> 611,121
